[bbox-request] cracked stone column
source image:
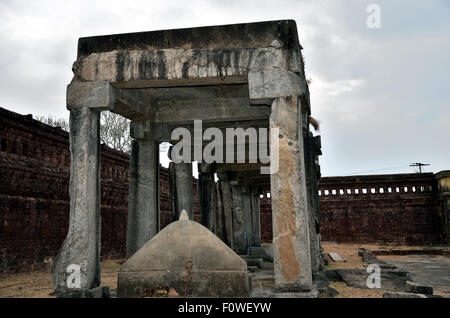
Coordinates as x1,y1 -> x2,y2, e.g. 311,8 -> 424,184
199,163 -> 216,232
174,163 -> 194,220
218,173 -> 234,248
126,133 -> 160,259
52,107 -> 101,293
270,96 -> 313,291
242,185 -> 254,248
231,184 -> 247,254
251,187 -> 262,247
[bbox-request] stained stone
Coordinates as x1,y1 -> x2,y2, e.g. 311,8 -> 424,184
118,211 -> 249,298
126,138 -> 160,259
51,107 -> 101,294
270,96 -> 313,292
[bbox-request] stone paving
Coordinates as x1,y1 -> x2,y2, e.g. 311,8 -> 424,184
379,255 -> 450,297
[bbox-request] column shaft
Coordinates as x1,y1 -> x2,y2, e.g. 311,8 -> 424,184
199,167 -> 217,232
126,139 -> 160,258
270,96 -> 313,291
231,185 -> 247,254
174,163 -> 193,219
251,191 -> 262,247
52,107 -> 101,293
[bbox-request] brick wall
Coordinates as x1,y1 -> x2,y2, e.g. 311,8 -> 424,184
260,173 -> 446,245
0,107 -> 200,273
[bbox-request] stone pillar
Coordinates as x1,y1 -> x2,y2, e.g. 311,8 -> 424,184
270,96 -> 313,291
304,131 -> 324,274
218,175 -> 234,248
251,187 -> 262,247
52,107 -> 101,293
231,184 -> 247,254
126,137 -> 160,259
215,182 -> 225,241
198,163 -> 216,232
174,163 -> 194,220
242,184 -> 254,247
436,171 -> 450,244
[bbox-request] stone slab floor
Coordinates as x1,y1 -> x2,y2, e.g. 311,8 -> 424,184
377,255 -> 450,297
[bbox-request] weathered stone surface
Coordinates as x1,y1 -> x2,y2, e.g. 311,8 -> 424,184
242,186 -> 254,247
383,292 -> 427,298
329,252 -> 347,262
336,269 -> 409,291
126,138 -> 160,259
52,107 -> 101,293
199,164 -> 216,232
67,82 -> 115,110
406,281 -> 433,295
251,190 -> 262,247
118,211 -> 249,298
270,96 -> 313,291
77,20 -> 300,55
231,184 -> 247,254
219,180 -> 234,248
174,163 -> 194,219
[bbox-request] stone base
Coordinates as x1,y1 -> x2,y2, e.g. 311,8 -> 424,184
248,247 -> 274,262
251,288 -> 319,298
118,270 -> 249,298
241,255 -> 264,268
383,292 -> 427,298
56,286 -> 110,298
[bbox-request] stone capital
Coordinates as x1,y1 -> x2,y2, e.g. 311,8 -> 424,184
67,81 -> 116,110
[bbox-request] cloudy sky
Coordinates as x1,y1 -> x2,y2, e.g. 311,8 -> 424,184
0,0 -> 448,176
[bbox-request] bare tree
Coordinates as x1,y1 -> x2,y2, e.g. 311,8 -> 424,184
37,112 -> 132,153
99,111 -> 131,153
35,115 -> 70,132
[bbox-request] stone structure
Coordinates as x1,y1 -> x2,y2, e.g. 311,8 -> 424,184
53,20 -> 323,296
1,105 -> 448,283
118,211 -> 248,297
436,171 -> 450,243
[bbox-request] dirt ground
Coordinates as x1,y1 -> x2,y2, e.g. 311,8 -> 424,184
0,243 -> 447,298
0,259 -> 123,298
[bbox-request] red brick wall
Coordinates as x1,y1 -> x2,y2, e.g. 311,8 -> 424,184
0,107 -> 200,273
260,173 -> 445,245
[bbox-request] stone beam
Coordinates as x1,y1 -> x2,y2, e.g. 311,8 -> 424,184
155,98 -> 270,124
